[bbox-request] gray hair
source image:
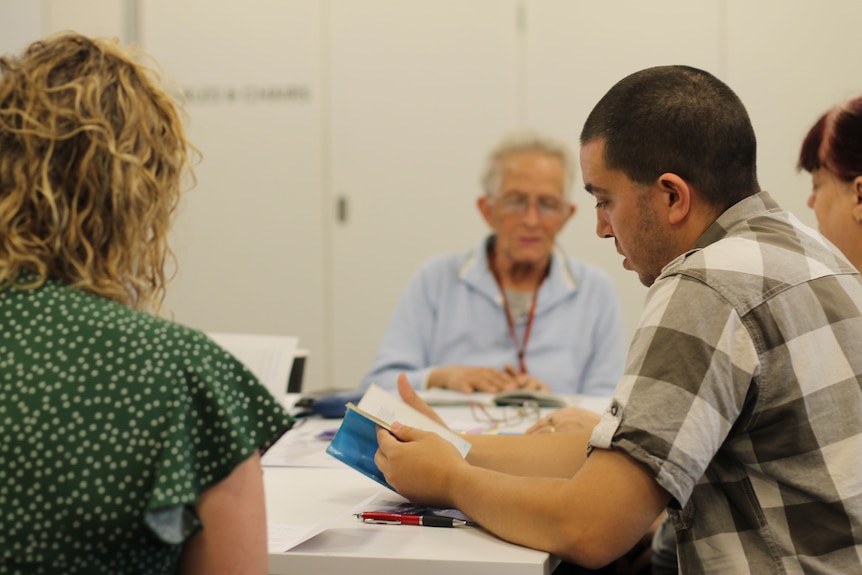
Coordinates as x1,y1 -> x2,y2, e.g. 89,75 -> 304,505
481,129 -> 576,198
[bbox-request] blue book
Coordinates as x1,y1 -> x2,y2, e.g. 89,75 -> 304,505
326,404 -> 394,489
325,384 -> 471,491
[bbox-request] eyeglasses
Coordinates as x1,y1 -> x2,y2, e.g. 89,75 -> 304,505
469,400 -> 540,433
491,193 -> 569,219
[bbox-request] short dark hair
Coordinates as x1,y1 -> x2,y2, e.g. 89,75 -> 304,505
798,96 -> 862,182
580,65 -> 760,211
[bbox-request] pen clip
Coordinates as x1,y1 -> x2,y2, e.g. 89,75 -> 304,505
363,518 -> 402,525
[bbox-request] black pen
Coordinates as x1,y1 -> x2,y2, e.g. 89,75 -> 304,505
356,512 -> 474,527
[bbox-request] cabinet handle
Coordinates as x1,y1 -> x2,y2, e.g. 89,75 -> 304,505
337,195 -> 349,224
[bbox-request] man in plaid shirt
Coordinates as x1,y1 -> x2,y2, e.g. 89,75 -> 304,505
375,65 -> 862,574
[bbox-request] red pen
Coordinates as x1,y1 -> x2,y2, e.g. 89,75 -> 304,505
356,512 -> 472,527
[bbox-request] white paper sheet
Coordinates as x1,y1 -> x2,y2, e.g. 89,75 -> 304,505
207,332 -> 299,399
262,418 -> 344,468
267,492 -> 380,552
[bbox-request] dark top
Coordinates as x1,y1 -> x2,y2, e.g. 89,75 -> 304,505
0,278 -> 293,574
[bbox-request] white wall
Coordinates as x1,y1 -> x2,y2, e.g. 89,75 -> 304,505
0,0 -> 41,55
42,0 -> 124,39
1,0 -> 860,392
523,0 -> 725,361
140,0 -> 328,391
327,0 -> 522,389
727,0 -> 862,229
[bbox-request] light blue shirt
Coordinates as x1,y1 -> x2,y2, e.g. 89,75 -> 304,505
361,236 -> 626,395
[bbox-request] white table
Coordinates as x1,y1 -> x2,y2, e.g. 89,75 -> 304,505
264,465 -> 558,574
263,393 -> 614,574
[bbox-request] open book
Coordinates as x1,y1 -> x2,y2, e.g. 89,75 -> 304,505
326,384 -> 472,490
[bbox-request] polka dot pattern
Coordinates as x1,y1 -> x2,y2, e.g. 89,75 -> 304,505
0,278 -> 293,574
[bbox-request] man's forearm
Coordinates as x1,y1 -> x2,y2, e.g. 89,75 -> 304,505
466,431 -> 591,477
447,448 -> 669,568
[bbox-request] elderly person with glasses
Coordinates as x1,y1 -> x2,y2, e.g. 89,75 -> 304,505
361,129 -> 625,396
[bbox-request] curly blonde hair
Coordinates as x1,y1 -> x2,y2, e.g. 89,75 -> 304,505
0,32 -> 196,312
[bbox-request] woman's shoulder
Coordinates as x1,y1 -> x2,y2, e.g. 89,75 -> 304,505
28,279 -> 215,351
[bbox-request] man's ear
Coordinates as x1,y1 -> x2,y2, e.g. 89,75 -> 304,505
477,195 -> 494,227
852,175 -> 862,223
657,173 -> 691,226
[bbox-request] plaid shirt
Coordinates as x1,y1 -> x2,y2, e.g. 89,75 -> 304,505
590,191 -> 862,574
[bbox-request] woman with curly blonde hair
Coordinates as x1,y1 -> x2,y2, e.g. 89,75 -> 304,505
0,33 -> 292,574
0,32 -> 187,309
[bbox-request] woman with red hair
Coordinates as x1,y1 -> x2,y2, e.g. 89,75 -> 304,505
798,96 -> 862,270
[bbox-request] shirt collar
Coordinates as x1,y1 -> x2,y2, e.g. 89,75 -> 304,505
459,235 -> 579,311
693,191 -> 780,250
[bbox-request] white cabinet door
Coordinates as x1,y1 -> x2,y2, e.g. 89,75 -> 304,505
141,0 -> 327,390
523,0 -> 724,343
328,0 -> 522,388
726,0 -> 862,233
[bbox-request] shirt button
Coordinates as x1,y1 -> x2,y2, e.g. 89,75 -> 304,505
610,402 -> 619,416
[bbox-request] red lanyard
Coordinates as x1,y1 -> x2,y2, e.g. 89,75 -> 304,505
488,252 -> 541,375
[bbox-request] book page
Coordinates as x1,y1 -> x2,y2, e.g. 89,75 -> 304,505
357,384 -> 472,456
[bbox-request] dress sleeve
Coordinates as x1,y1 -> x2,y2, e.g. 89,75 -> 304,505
144,329 -> 294,542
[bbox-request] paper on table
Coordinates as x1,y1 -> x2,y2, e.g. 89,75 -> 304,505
418,388 -> 495,406
207,332 -> 298,399
261,418 -> 344,468
267,492 -> 380,553
358,488 -> 476,523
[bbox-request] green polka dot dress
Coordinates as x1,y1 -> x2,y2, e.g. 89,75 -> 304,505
0,278 -> 294,574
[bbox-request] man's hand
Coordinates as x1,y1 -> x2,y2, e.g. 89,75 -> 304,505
525,406 -> 601,435
375,422 -> 466,507
396,373 -> 448,427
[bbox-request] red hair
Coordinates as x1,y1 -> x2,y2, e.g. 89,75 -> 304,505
798,96 -> 862,182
